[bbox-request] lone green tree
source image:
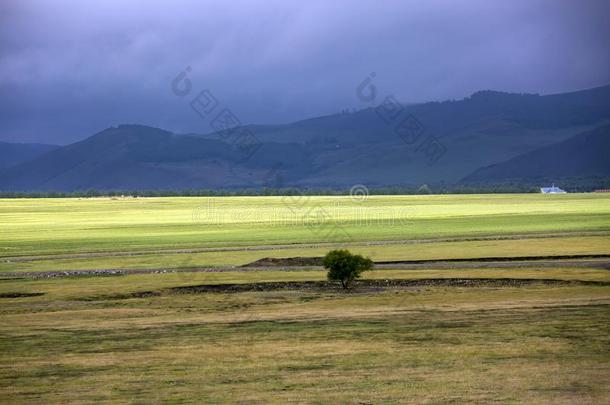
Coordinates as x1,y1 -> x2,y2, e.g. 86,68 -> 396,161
323,249 -> 374,289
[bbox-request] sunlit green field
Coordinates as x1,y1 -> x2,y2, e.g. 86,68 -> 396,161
1,194 -> 610,258
2,235 -> 609,273
1,194 -> 610,403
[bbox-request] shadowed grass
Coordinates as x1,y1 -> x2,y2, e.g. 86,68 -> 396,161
1,270 -> 609,403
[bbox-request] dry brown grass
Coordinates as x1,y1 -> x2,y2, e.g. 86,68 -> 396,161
1,267 -> 609,403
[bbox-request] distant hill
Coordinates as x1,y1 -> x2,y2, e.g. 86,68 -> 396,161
204,84 -> 610,187
0,125 -> 311,191
1,84 -> 609,191
462,124 -> 610,183
0,142 -> 58,169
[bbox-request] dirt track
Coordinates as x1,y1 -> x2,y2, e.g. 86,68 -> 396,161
2,257 -> 609,279
85,278 -> 610,300
167,278 -> 610,293
246,254 -> 610,267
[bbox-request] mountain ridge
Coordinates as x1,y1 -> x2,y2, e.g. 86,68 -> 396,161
462,124 -> 610,183
1,84 -> 609,191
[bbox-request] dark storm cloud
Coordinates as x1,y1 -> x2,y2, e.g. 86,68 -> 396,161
1,0 -> 609,144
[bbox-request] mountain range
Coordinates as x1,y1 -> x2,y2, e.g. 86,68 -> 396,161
463,124 -> 610,183
1,85 -> 609,191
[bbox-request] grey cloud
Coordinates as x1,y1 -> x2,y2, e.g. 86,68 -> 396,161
1,0 -> 609,144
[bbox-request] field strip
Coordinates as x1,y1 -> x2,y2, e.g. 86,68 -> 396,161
163,278 -> 610,294
2,230 -> 610,262
1,257 -> 609,279
6,299 -> 609,331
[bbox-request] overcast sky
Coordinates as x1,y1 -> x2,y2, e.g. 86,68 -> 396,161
1,0 -> 609,144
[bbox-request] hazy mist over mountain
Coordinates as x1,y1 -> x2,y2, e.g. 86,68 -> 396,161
1,0 -> 609,191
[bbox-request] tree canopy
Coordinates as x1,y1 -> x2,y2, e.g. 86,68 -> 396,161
323,249 -> 374,289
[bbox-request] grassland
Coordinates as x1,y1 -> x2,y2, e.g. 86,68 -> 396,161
1,194 -> 609,403
1,194 -> 609,258
1,235 -> 609,273
1,267 -> 609,403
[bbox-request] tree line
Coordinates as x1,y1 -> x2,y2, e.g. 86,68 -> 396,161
0,185 -> 540,198
1,177 -> 608,198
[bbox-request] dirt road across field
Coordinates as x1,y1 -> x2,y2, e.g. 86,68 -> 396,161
1,256 -> 609,279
